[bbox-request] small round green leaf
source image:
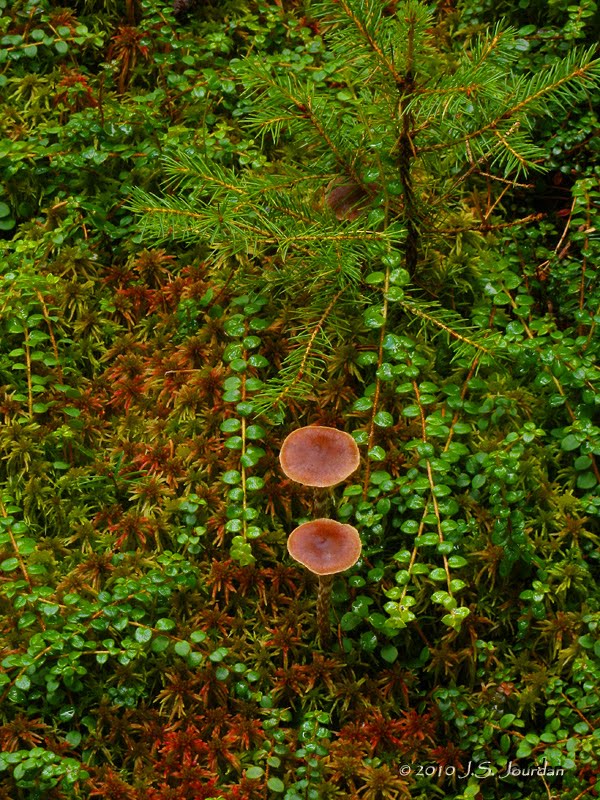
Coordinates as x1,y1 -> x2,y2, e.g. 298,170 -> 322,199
174,641 -> 191,657
380,644 -> 398,663
134,627 -> 152,644
246,766 -> 264,779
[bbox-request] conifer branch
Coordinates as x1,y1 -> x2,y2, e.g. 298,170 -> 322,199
394,4 -> 419,275
320,0 -> 403,85
400,298 -> 501,357
417,48 -> 600,158
253,288 -> 347,416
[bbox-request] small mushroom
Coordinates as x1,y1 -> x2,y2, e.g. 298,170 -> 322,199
287,518 -> 362,575
279,425 -> 360,492
287,518 -> 362,646
325,176 -> 378,221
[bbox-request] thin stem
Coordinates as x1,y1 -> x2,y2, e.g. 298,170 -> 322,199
362,261 -> 390,500
316,574 -> 334,648
313,487 -> 335,518
35,290 -> 63,382
23,326 -> 33,417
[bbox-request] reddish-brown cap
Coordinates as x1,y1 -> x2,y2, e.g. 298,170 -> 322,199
287,519 -> 362,576
325,177 -> 378,221
279,426 -> 360,488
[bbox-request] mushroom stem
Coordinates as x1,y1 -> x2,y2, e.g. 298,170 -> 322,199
313,487 -> 334,518
316,574 -> 335,648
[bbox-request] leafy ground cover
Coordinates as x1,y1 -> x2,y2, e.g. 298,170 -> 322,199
0,0 -> 599,799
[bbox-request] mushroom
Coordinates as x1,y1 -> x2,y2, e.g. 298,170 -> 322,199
279,425 -> 360,515
280,426 -> 360,488
287,519 -> 362,646
325,176 -> 379,221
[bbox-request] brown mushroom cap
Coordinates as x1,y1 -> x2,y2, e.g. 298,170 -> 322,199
279,426 -> 360,487
287,519 -> 362,576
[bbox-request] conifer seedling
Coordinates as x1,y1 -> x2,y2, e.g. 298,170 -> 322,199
130,0 -> 600,416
